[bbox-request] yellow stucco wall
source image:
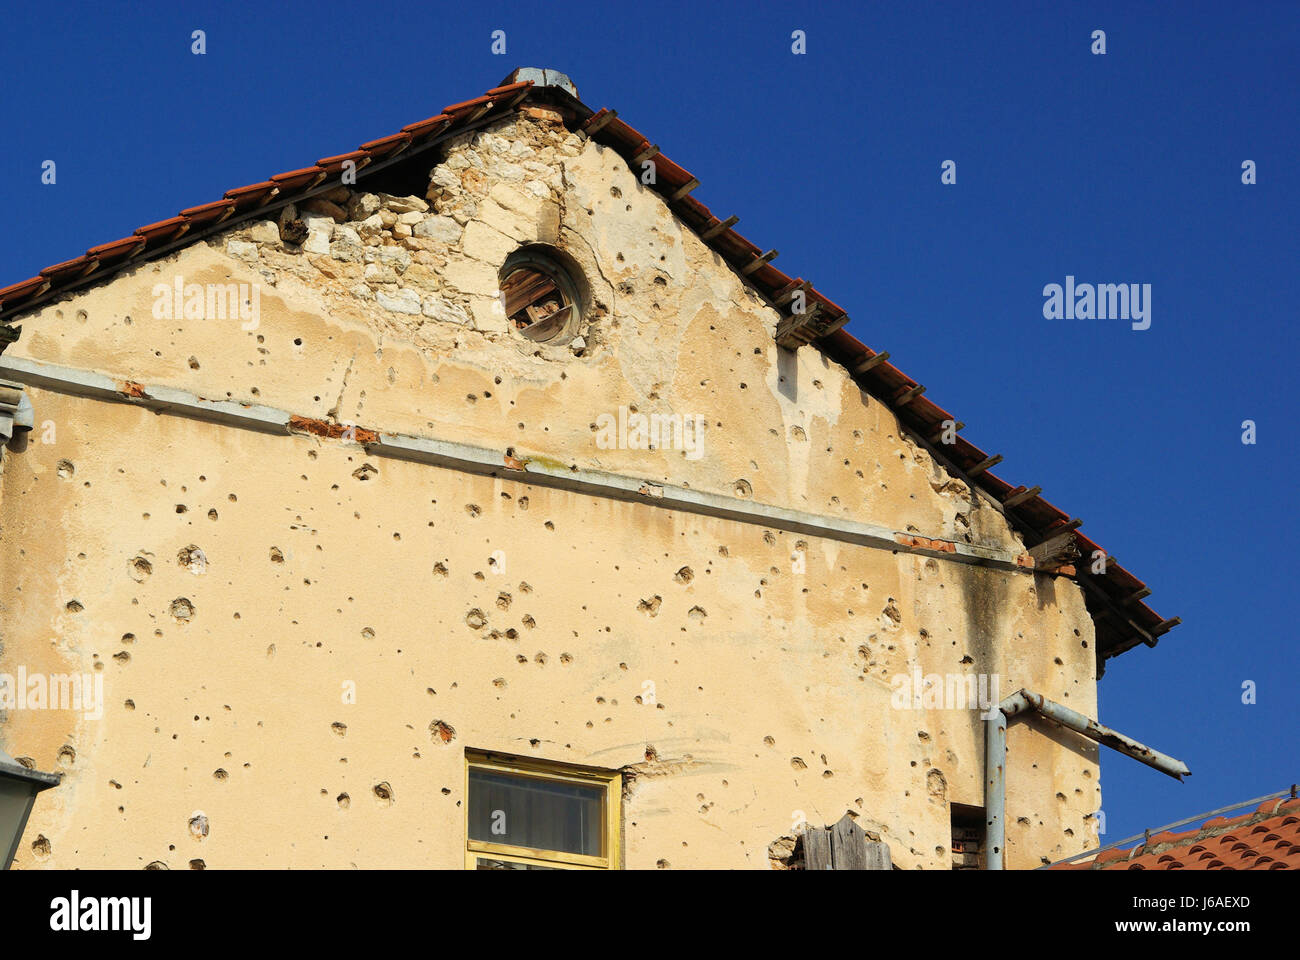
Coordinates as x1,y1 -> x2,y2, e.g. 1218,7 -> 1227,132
0,111 -> 1101,869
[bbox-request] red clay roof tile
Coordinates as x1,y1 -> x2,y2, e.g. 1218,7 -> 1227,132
401,114 -> 452,139
315,151 -> 372,175
85,236 -> 146,261
1052,795 -> 1300,870
485,80 -> 532,98
357,132 -> 411,157
178,199 -> 236,225
269,166 -> 327,189
132,216 -> 190,243
39,255 -> 97,280
0,276 -> 49,306
224,181 -> 280,210
442,94 -> 494,116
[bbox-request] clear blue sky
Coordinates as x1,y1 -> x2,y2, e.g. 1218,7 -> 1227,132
2,1 -> 1295,848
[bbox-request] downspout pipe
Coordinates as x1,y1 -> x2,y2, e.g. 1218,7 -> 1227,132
984,688 -> 1190,869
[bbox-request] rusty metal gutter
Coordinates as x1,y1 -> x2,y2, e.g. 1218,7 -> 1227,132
984,688 -> 1190,870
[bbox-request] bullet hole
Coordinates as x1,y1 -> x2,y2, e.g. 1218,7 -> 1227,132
433,562 -> 449,576
352,463 -> 378,481
522,615 -> 536,629
637,595 -> 662,617
176,504 -> 188,514
65,599 -> 84,613
733,480 -> 752,499
124,700 -> 136,710
331,722 -> 347,737
544,521 -> 554,531
56,459 -> 75,479
495,592 -> 512,611
213,769 -> 228,781
31,836 -> 51,859
189,860 -> 206,870
145,861 -> 168,870
763,736 -> 775,747
790,757 -> 807,770
170,597 -> 195,620
188,814 -> 209,840
177,544 -> 205,571
559,652 -> 572,664
465,609 -> 487,630
188,356 -> 200,369
674,566 -> 694,584
337,793 -> 351,809
687,605 -> 707,621
492,677 -> 507,688
465,503 -> 481,517
882,600 -> 902,624
373,782 -> 394,805
518,497 -> 529,511
207,509 -> 218,520
430,720 -> 456,743
128,556 -> 153,581
927,769 -> 947,798
113,651 -> 130,664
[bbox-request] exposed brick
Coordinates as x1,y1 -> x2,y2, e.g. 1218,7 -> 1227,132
288,414 -> 378,444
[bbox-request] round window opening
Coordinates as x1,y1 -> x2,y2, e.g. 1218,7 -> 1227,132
499,249 -> 582,344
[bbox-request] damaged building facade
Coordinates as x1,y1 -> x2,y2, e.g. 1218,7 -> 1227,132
0,70 -> 1177,870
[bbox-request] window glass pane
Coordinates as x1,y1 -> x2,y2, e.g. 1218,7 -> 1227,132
468,768 -> 604,857
475,857 -> 562,870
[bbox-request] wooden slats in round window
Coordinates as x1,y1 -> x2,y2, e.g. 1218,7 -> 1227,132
500,250 -> 580,343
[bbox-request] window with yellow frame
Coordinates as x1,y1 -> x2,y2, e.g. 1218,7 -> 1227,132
465,751 -> 622,870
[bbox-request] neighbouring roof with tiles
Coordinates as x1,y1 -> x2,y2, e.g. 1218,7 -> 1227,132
0,67 -> 1178,666
1052,796 -> 1300,870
